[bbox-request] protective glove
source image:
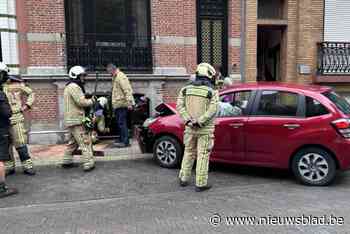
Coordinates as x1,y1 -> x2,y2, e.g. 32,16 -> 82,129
185,119 -> 201,128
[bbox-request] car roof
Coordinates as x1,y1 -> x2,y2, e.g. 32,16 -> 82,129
221,82 -> 332,95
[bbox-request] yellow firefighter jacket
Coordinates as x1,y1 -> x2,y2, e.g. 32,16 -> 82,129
111,71 -> 135,109
3,82 -> 35,124
64,82 -> 93,128
176,83 -> 219,134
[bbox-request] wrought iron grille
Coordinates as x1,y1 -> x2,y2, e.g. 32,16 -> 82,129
317,42 -> 350,75
198,0 -> 226,18
197,0 -> 228,76
65,33 -> 153,72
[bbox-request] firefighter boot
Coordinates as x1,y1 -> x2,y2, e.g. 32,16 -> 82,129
17,146 -> 36,175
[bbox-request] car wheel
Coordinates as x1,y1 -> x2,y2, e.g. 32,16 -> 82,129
292,147 -> 337,186
153,136 -> 183,168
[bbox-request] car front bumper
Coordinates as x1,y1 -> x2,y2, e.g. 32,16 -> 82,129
135,126 -> 154,153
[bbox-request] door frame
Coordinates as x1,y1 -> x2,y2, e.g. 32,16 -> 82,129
196,0 -> 229,76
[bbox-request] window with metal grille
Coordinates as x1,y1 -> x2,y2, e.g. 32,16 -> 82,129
64,0 -> 152,72
197,0 -> 228,76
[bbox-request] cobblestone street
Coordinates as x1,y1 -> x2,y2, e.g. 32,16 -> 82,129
1,147 -> 350,234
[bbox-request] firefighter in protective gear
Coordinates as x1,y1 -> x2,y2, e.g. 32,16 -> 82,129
91,97 -> 110,143
3,75 -> 36,176
0,62 -> 18,198
177,63 -> 219,192
63,66 -> 96,171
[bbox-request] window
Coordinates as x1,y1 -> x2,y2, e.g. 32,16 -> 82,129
218,91 -> 251,117
258,0 -> 286,19
256,91 -> 299,117
323,91 -> 350,115
65,0 -> 152,71
305,97 -> 329,117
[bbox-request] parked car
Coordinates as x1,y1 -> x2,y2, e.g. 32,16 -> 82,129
136,82 -> 350,186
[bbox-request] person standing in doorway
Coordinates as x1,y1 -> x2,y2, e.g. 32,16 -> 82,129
107,63 -> 135,148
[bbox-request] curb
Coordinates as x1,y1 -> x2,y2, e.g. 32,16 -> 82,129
17,153 -> 152,167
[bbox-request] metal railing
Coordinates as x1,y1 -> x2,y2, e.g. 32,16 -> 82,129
65,33 -> 153,72
317,42 -> 350,75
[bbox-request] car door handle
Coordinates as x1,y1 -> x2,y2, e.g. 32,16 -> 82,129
229,123 -> 244,128
283,124 -> 300,129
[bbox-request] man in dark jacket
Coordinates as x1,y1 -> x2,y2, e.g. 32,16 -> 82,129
0,62 -> 18,198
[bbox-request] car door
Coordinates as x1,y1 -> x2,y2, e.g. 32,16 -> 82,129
211,89 -> 255,162
244,89 -> 305,166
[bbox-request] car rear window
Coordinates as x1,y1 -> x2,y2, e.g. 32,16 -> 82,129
323,91 -> 350,114
305,96 -> 329,117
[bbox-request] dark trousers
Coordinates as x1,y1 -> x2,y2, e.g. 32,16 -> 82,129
0,129 -> 10,161
115,108 -> 129,145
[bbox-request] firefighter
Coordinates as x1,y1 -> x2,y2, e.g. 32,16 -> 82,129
91,97 -> 110,144
4,75 -> 36,175
0,62 -> 18,198
62,66 -> 96,171
177,63 -> 219,192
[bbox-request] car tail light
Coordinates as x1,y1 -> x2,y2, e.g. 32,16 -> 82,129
332,118 -> 350,138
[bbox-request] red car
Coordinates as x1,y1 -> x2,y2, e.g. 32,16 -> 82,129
136,83 -> 350,186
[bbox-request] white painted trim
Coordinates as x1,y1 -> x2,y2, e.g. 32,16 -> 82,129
26,66 -> 67,75
27,33 -> 65,43
153,67 -> 188,75
229,73 -> 242,82
229,38 -> 241,48
153,36 -> 197,45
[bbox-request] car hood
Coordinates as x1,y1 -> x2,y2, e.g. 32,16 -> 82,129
155,102 -> 177,114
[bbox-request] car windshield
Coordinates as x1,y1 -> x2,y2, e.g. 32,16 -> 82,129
323,91 -> 350,114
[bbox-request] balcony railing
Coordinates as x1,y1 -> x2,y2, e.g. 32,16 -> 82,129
317,42 -> 350,75
65,33 -> 153,72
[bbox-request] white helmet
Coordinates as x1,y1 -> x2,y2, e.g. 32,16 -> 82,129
223,77 -> 233,87
0,62 -> 9,73
196,63 -> 216,79
98,97 -> 108,108
68,66 -> 86,79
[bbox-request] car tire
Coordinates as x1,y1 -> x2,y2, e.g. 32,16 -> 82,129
292,147 -> 337,186
153,136 -> 183,168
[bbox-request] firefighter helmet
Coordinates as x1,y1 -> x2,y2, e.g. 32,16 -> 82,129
68,66 -> 86,79
98,97 -> 108,108
196,63 -> 216,79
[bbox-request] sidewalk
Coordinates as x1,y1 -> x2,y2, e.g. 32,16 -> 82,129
14,139 -> 150,167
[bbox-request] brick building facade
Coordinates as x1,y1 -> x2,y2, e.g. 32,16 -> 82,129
1,0 -> 346,143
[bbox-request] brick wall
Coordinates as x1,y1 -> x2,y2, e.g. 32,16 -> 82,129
183,0 -> 197,74
229,0 -> 242,74
162,82 -> 186,103
244,0 -> 324,84
28,42 -> 65,67
18,0 -> 65,69
29,84 -> 58,124
18,0 -> 244,126
296,0 -> 324,84
25,0 -> 65,33
152,0 -> 188,71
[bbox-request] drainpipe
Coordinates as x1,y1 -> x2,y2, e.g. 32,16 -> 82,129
240,0 -> 246,82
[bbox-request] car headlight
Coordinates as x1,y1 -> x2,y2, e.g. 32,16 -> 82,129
143,117 -> 159,128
